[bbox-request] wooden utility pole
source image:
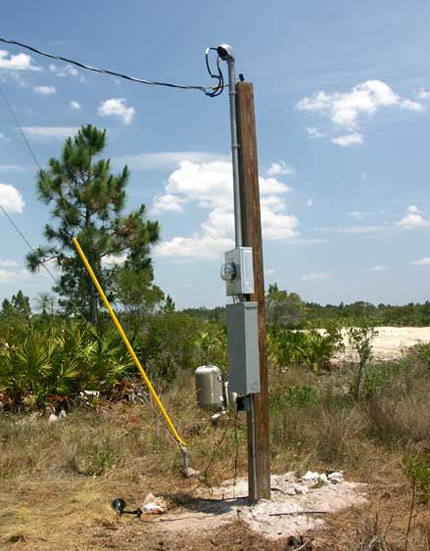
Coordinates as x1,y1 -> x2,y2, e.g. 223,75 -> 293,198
236,81 -> 271,501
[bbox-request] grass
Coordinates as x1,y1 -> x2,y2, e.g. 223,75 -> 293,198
3,351 -> 430,549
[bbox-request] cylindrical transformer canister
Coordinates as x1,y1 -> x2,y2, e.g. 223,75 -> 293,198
195,365 -> 223,409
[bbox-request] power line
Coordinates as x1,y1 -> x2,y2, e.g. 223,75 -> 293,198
0,84 -> 93,322
0,87 -> 43,172
0,36 -> 224,97
0,201 -> 88,323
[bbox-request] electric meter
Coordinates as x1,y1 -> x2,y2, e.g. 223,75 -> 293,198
220,247 -> 254,296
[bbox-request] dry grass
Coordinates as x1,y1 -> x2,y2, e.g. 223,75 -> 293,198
2,358 -> 430,549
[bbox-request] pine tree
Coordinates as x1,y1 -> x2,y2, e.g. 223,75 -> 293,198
26,125 -> 160,324
1,290 -> 32,323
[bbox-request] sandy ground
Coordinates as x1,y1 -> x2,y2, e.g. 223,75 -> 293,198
147,472 -> 366,541
334,326 -> 430,363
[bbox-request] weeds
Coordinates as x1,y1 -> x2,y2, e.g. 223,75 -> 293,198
347,318 -> 378,399
354,513 -> 392,551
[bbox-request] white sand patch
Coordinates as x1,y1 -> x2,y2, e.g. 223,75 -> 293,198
147,472 -> 366,540
300,326 -> 430,364
333,326 -> 430,363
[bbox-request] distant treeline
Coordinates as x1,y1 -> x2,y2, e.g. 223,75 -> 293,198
304,300 -> 430,326
182,300 -> 430,327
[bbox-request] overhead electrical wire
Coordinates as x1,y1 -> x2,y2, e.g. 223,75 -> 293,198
0,36 -> 225,97
0,38 -> 230,475
0,84 -> 97,322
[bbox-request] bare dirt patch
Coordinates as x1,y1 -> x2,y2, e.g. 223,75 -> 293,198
335,326 -> 430,363
149,472 -> 366,540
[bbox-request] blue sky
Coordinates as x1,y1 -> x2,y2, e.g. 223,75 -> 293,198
1,0 -> 430,310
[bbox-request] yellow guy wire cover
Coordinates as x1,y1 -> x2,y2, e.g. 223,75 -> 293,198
72,237 -> 186,449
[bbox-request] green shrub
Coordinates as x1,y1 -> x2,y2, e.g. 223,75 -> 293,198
270,383 -> 318,414
362,362 -> 407,397
142,312 -> 201,383
87,444 -> 115,476
267,325 -> 343,371
404,453 -> 430,504
195,323 -> 227,371
0,320 -> 132,408
415,342 -> 430,369
347,318 -> 377,399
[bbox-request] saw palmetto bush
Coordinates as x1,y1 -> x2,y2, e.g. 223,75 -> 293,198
0,320 -> 132,409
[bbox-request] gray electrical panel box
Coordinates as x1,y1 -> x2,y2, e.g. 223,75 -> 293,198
226,302 -> 260,395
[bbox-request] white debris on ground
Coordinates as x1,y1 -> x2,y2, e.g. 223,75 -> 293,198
147,471 -> 366,540
142,493 -> 168,515
48,409 -> 67,423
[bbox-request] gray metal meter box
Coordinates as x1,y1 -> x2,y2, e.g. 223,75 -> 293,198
222,247 -> 255,296
226,302 -> 260,395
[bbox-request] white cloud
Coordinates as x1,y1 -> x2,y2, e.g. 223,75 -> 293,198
0,183 -> 24,213
160,160 -> 290,211
302,272 -> 329,281
0,259 -> 18,267
0,268 -> 14,282
260,196 -> 299,240
266,160 -> 295,176
156,234 -> 234,261
298,80 -> 423,144
318,225 -> 387,234
152,193 -> 186,214
305,126 -> 326,139
396,205 -> 430,229
21,126 -> 78,140
98,98 -> 135,124
70,100 -> 81,110
0,50 -> 40,71
369,266 -> 389,272
401,99 -> 424,112
411,257 -> 430,266
34,85 -> 56,95
102,254 -> 126,266
49,63 -> 79,77
417,88 -> 430,101
114,151 -> 227,171
265,268 -> 275,276
0,164 -> 27,172
331,133 -> 363,147
306,197 -> 313,207
0,266 -> 43,283
154,159 -> 298,260
348,210 -> 382,220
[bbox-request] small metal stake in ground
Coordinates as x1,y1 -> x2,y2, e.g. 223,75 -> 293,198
72,237 -> 189,475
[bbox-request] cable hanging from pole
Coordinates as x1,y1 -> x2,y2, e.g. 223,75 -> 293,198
0,36 -> 225,97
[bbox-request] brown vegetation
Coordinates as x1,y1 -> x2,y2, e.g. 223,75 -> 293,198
2,348 -> 430,549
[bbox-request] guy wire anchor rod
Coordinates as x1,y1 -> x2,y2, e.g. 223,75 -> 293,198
72,237 -> 190,477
